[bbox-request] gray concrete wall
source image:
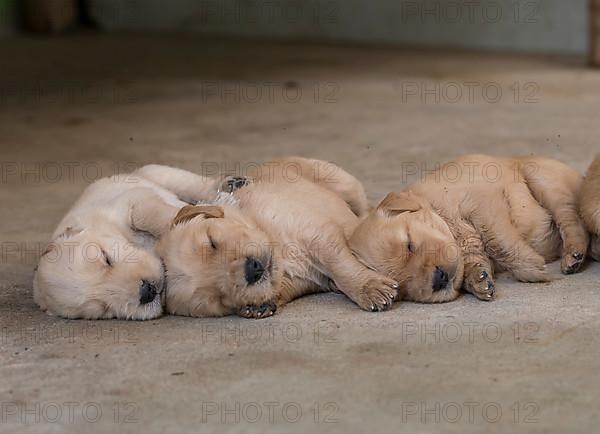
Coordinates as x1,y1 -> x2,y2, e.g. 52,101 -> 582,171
88,0 -> 589,54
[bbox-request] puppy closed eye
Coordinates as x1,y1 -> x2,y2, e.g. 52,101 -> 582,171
101,250 -> 114,267
207,232 -> 219,250
406,238 -> 416,256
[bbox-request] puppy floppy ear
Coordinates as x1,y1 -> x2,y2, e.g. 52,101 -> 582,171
377,191 -> 421,216
172,205 -> 225,227
41,226 -> 84,258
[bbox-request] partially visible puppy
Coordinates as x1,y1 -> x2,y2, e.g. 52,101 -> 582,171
350,191 -> 465,303
34,165 -> 217,320
579,154 -> 600,261
351,154 -> 588,302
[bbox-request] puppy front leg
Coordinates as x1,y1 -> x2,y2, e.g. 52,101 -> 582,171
276,274 -> 328,307
315,233 -> 398,311
127,188 -> 183,237
526,180 -> 589,274
138,164 -> 221,204
238,274 -> 327,318
238,303 -> 277,319
451,219 -> 495,300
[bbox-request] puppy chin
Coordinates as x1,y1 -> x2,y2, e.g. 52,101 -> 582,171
403,274 -> 462,303
423,283 -> 461,303
107,299 -> 164,321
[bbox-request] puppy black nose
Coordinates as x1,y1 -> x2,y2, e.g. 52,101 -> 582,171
244,257 -> 265,285
432,267 -> 449,291
139,280 -> 158,305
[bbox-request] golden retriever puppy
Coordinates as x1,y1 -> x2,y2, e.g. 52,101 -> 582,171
580,154 -> 600,261
350,191 -> 465,303
34,165 -> 218,320
156,157 -> 398,318
350,154 -> 588,302
157,202 -> 281,318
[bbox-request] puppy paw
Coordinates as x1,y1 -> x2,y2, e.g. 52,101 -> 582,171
464,267 -> 495,301
353,275 -> 399,312
511,261 -> 550,283
238,302 -> 277,319
561,249 -> 585,275
220,176 -> 253,193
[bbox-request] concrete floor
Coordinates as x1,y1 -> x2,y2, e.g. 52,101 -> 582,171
1,34 -> 600,434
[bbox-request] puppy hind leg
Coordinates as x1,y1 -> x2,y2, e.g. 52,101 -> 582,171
138,164 -> 221,204
469,210 -> 549,283
280,157 -> 369,217
524,169 -> 589,274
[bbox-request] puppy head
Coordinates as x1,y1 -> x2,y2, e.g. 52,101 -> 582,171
349,191 -> 463,303
34,222 -> 165,320
158,204 -> 280,317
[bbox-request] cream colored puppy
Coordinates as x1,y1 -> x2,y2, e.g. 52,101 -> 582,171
351,154 -> 588,302
34,165 -> 218,320
579,154 -> 600,261
156,157 -> 398,318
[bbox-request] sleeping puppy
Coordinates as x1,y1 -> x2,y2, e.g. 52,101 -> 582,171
350,154 -> 588,302
156,201 -> 281,318
156,157 -> 398,318
34,165 -> 219,320
579,154 -> 600,261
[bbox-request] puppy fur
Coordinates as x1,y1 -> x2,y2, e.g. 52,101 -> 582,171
157,201 -> 281,318
579,154 -> 600,261
34,165 -> 217,320
350,154 -> 588,302
155,157 -> 398,318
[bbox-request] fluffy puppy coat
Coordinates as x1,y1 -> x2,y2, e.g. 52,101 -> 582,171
34,165 -> 219,320
579,154 -> 600,261
350,154 -> 588,302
